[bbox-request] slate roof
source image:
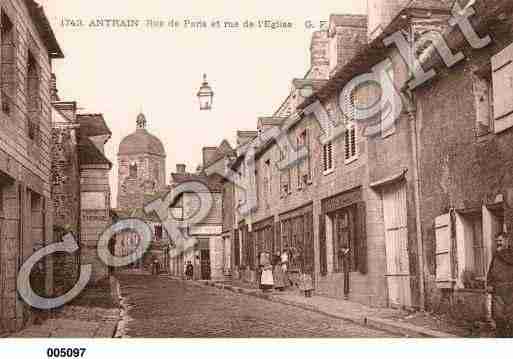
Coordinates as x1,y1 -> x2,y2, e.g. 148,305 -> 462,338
118,128 -> 166,157
170,173 -> 224,193
329,14 -> 368,28
299,0 -> 452,109
77,114 -> 111,137
77,136 -> 112,168
25,0 -> 64,58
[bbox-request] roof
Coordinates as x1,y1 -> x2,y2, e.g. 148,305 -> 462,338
170,173 -> 224,193
299,1 -> 452,109
78,136 -> 112,168
77,114 -> 111,137
118,128 -> 166,157
258,116 -> 285,127
24,0 -> 64,58
329,14 -> 368,28
112,207 -> 160,222
414,0 -> 513,86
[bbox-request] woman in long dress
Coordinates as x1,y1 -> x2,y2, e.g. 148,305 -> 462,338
273,251 -> 286,291
260,252 -> 274,292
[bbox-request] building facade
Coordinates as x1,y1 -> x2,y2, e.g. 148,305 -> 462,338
0,0 -> 63,334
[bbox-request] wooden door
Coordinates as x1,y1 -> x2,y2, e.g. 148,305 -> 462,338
200,249 -> 211,280
382,183 -> 412,308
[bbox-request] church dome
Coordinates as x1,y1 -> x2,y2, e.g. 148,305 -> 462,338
118,113 -> 166,157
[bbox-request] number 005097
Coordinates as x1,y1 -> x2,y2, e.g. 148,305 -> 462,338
46,348 -> 86,358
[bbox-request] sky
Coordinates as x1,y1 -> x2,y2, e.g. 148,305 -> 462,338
41,0 -> 367,207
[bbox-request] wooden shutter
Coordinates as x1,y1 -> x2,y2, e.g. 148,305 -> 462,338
319,214 -> 327,275
435,213 -> 455,288
492,43 -> 513,133
356,202 -> 367,274
233,229 -> 240,267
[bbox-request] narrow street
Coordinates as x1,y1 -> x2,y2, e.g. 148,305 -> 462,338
117,274 -> 398,338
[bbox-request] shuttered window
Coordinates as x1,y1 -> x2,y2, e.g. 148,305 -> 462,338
434,213 -> 455,288
323,142 -> 333,172
319,214 -> 327,276
344,89 -> 358,161
492,43 -> 513,133
1,10 -> 16,116
233,229 -> 240,267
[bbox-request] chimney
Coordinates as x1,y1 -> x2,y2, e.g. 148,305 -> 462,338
309,31 -> 330,80
202,147 -> 218,168
236,131 -> 258,147
50,73 -> 60,102
367,0 -> 409,42
176,164 -> 186,174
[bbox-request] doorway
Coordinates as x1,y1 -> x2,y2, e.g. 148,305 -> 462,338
200,249 -> 211,280
382,183 -> 412,308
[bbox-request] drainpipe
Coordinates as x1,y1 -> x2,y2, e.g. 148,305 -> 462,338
403,90 -> 426,311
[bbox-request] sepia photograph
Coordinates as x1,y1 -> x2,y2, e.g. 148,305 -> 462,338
0,0 -> 512,352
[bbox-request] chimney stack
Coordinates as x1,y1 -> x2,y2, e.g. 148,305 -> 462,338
176,164 -> 186,174
202,147 -> 218,169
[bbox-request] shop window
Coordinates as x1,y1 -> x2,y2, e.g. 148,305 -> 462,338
331,208 -> 357,273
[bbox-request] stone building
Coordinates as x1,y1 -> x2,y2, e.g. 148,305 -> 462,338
0,0 -> 63,334
408,0 -> 513,321
117,113 -> 166,210
113,113 -> 169,273
166,156 -> 225,281
51,100 -> 114,287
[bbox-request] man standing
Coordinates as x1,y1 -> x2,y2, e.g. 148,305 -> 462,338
487,232 -> 513,337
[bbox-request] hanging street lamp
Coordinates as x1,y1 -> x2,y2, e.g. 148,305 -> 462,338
197,74 -> 214,111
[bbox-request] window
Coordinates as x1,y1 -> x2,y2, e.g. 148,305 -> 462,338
435,208 -> 502,290
331,208 -> 357,273
154,224 -> 163,241
279,145 -> 291,196
297,129 -> 311,188
344,89 -> 358,162
323,142 -> 333,173
473,70 -> 493,136
491,43 -> 513,133
263,159 -> 271,207
1,11 -> 15,116
26,51 -> 41,141
129,162 -> 138,178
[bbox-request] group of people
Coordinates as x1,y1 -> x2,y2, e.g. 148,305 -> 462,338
258,247 -> 314,297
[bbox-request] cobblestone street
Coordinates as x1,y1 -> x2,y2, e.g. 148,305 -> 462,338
117,274 -> 398,338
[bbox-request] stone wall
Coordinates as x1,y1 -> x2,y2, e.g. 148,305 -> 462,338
117,153 -> 166,210
414,23 -> 513,317
0,0 -> 57,334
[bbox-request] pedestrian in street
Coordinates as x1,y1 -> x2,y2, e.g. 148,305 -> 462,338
299,271 -> 314,297
260,251 -> 274,292
338,246 -> 351,300
185,261 -> 194,280
487,232 -> 513,337
273,251 -> 286,291
281,247 -> 290,288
